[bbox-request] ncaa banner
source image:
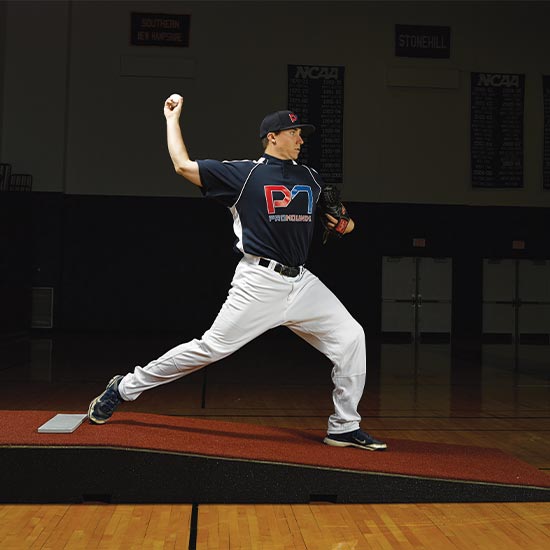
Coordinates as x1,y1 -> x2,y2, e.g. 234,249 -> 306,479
470,72 -> 525,188
543,76 -> 550,190
287,65 -> 345,184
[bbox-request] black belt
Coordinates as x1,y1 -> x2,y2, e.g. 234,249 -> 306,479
258,258 -> 301,277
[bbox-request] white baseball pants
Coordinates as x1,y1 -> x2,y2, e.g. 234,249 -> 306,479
118,255 -> 366,434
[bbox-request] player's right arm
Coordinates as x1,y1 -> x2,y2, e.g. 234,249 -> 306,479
164,94 -> 202,187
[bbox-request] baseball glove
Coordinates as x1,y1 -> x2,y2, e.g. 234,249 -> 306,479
317,185 -> 351,244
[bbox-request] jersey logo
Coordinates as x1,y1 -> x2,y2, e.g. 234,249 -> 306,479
264,185 -> 313,214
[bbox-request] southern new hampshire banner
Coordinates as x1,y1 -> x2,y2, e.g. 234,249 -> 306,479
287,65 -> 344,183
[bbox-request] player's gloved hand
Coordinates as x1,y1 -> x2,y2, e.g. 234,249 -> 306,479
317,185 -> 351,244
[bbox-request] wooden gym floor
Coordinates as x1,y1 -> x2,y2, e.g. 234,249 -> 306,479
0,329 -> 549,549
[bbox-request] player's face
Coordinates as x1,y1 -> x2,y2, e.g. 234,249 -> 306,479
276,128 -> 304,160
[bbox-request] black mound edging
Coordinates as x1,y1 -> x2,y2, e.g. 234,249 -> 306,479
1,447 -> 549,504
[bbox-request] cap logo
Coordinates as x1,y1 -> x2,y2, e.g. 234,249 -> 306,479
289,113 -> 298,123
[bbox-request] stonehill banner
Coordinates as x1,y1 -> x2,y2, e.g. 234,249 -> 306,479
287,65 -> 345,184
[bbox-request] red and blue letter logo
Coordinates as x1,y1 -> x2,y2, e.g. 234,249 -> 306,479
264,185 -> 313,214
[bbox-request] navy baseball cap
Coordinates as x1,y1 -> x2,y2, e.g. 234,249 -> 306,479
259,110 -> 316,138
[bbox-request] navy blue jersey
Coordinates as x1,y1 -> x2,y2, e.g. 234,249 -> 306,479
198,153 -> 324,267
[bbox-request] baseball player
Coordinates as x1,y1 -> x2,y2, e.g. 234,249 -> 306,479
87,94 -> 387,451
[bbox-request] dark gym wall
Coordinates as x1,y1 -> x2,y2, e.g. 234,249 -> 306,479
2,1 -> 550,204
28,193 -> 550,343
1,1 -> 550,340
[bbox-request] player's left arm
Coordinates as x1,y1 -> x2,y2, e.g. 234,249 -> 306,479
323,213 -> 355,234
317,184 -> 355,243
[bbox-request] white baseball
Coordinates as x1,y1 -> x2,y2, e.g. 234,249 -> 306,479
167,93 -> 182,111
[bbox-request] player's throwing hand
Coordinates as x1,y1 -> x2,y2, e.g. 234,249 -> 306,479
164,93 -> 183,118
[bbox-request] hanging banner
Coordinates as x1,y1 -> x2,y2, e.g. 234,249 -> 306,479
131,12 -> 190,47
543,75 -> 550,190
287,65 -> 344,183
470,72 -> 525,188
395,24 -> 451,59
